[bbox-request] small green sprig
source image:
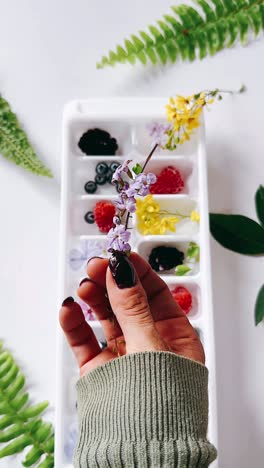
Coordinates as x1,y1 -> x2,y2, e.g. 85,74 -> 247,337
0,94 -> 52,177
175,242 -> 200,276
210,185 -> 264,326
0,342 -> 54,467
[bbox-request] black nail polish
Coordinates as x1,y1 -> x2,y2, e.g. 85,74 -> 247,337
79,278 -> 90,287
62,296 -> 74,306
108,249 -> 136,289
87,256 -> 103,265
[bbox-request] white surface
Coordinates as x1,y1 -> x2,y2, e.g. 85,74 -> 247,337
0,0 -> 263,467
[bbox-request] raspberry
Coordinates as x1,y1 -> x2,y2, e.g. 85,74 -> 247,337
94,201 -> 116,233
148,246 -> 184,272
171,286 -> 192,314
150,166 -> 184,194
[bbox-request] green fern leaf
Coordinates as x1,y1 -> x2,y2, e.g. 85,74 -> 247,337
22,445 -> 44,466
0,343 -> 54,466
38,454 -> 55,468
0,95 -> 52,177
97,0 -> 264,68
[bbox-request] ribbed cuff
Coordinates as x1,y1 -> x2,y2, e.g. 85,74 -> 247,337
74,352 -> 217,468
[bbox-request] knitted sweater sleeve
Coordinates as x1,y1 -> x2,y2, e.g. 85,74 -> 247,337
73,351 -> 217,468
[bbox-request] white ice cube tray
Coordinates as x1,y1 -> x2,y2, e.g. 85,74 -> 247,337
56,98 -> 218,467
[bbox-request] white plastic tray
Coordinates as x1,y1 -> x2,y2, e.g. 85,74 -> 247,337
56,98 -> 218,467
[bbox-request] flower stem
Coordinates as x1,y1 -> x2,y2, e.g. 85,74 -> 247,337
159,210 -> 189,218
141,143 -> 158,172
125,212 -> 130,230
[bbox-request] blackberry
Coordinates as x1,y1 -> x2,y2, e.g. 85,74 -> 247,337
95,174 -> 107,185
84,180 -> 97,194
148,246 -> 184,272
84,211 -> 95,224
78,128 -> 118,155
96,162 -> 109,176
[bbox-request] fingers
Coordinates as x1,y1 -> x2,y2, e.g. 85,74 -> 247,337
77,279 -> 123,342
126,253 -> 186,320
59,298 -> 101,369
106,255 -> 168,354
87,257 -> 108,287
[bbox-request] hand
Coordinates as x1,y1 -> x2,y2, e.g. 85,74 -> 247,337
60,253 -> 204,377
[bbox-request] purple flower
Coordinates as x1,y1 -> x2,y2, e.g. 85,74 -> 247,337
147,122 -> 172,147
115,191 -> 136,213
77,298 -> 96,321
69,240 -> 107,271
130,172 -> 157,196
126,197 -> 136,213
106,224 -> 131,252
113,215 -> 121,225
112,160 -> 131,182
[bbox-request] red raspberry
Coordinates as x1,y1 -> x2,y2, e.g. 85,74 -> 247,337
94,201 -> 116,233
171,286 -> 192,314
150,166 -> 184,194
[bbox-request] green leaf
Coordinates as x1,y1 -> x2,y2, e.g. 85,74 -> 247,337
38,455 -> 55,468
255,284 -> 264,325
255,185 -> 264,227
187,242 -> 200,260
0,344 -> 54,464
132,163 -> 143,175
0,424 -> 25,443
22,446 -> 44,466
210,213 -> 264,254
175,265 -> 192,276
19,401 -> 49,420
34,422 -> 53,443
0,95 -> 52,177
0,435 -> 32,457
96,0 -> 264,69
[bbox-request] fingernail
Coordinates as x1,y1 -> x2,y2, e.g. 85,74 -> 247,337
62,296 -> 74,306
87,256 -> 103,265
109,250 -> 136,289
79,278 -> 90,287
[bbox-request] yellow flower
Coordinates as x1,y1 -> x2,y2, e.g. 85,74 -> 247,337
136,195 -> 161,235
190,211 -> 200,223
136,195 -> 180,235
160,216 -> 179,233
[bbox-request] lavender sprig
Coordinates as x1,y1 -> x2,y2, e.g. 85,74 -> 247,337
106,159 -> 157,254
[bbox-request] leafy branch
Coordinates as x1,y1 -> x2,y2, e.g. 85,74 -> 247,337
0,94 -> 52,177
210,185 -> 264,325
97,0 -> 264,68
0,342 -> 54,467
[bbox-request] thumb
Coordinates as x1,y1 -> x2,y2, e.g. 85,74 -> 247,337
106,250 -> 166,353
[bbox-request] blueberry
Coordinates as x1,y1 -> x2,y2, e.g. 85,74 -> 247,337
110,162 -> 120,173
84,180 -> 97,194
96,162 -> 109,176
95,174 -> 107,185
84,211 -> 95,224
106,170 -> 113,183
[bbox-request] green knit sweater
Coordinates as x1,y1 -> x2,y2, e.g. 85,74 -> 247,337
74,352 -> 217,468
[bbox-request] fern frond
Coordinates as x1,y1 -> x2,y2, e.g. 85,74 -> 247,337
0,342 -> 54,467
97,0 -> 264,68
0,95 -> 53,177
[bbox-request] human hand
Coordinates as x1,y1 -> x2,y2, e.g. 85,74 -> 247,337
60,252 -> 204,377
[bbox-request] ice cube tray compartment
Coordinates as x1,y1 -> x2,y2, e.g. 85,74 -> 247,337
57,99 -> 218,468
137,239 -> 200,276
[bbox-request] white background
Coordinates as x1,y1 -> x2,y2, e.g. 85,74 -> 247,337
0,1 -> 264,467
